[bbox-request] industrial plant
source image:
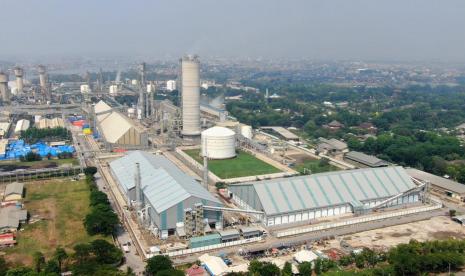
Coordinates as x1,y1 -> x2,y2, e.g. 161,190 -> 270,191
0,55 -> 452,274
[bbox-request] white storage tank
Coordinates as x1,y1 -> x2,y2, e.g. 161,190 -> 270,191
240,125 -> 253,139
201,126 -> 236,159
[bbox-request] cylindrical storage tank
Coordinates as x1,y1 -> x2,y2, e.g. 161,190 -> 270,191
38,65 -> 47,89
181,55 -> 201,136
0,72 -> 10,102
240,125 -> 253,139
201,126 -> 236,159
14,67 -> 24,94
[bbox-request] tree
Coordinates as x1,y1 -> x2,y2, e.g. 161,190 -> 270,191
0,257 -> 8,276
248,259 -> 263,275
53,247 -> 68,272
73,243 -> 92,265
282,261 -> 293,276
32,251 -> 45,273
84,205 -> 119,235
258,262 -> 280,276
146,255 -> 173,276
91,239 -> 123,265
44,259 -> 60,274
90,190 -> 110,206
84,166 -> 98,176
298,261 -> 313,276
5,267 -> 34,276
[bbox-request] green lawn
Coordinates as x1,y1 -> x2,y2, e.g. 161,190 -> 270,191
0,158 -> 78,169
184,149 -> 281,179
295,158 -> 339,174
5,179 -> 109,266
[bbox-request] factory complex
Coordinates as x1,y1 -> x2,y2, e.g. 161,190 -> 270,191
0,54 -> 452,274
109,151 -> 222,237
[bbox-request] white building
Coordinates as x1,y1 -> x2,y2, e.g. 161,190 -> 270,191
80,84 -> 91,93
166,80 -> 176,91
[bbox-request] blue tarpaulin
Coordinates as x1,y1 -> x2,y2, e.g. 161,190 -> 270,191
0,140 -> 75,160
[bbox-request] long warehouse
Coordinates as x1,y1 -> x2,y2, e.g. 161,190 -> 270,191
228,166 -> 420,227
109,151 -> 222,236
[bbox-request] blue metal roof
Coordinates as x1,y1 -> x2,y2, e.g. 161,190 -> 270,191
229,166 -> 415,216
109,151 -> 221,213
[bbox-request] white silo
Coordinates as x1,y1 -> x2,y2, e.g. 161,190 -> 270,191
14,67 -> 24,95
201,126 -> 236,159
181,55 -> 201,136
0,72 -> 10,102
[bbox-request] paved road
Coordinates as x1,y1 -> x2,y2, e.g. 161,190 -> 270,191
72,128 -> 146,275
94,161 -> 146,274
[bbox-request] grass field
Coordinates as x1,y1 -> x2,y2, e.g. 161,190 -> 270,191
5,179 -> 108,266
294,158 -> 339,174
184,149 -> 281,179
0,158 -> 78,171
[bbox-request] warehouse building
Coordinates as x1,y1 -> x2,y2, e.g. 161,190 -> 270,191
95,101 -> 148,149
228,166 -> 420,227
0,206 -> 27,233
109,151 -> 222,235
3,182 -> 24,201
36,117 -> 65,129
406,168 -> 465,202
344,151 -> 389,168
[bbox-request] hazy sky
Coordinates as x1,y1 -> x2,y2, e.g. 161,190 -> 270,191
1,0 -> 465,61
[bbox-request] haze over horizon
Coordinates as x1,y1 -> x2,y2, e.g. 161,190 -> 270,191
1,0 -> 465,62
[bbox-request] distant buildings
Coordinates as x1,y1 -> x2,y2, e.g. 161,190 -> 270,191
323,120 -> 344,131
357,122 -> 378,135
166,80 -> 176,91
317,138 -> 348,157
344,151 -> 388,168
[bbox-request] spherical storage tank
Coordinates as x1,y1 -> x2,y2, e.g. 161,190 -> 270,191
201,127 -> 236,159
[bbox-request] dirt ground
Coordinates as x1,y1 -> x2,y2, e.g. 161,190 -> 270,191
317,216 -> 465,252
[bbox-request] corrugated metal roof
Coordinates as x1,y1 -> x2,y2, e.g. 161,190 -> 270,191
190,233 -> 221,243
4,182 -> 23,197
230,166 -> 415,216
345,151 -> 389,167
406,168 -> 465,195
109,151 -> 221,213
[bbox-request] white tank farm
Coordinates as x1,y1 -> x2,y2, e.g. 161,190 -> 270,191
201,126 -> 236,159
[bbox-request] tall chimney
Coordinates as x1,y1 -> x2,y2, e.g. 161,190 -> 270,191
134,162 -> 142,210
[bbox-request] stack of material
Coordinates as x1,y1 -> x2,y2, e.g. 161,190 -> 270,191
14,119 -> 30,134
37,117 -> 65,129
